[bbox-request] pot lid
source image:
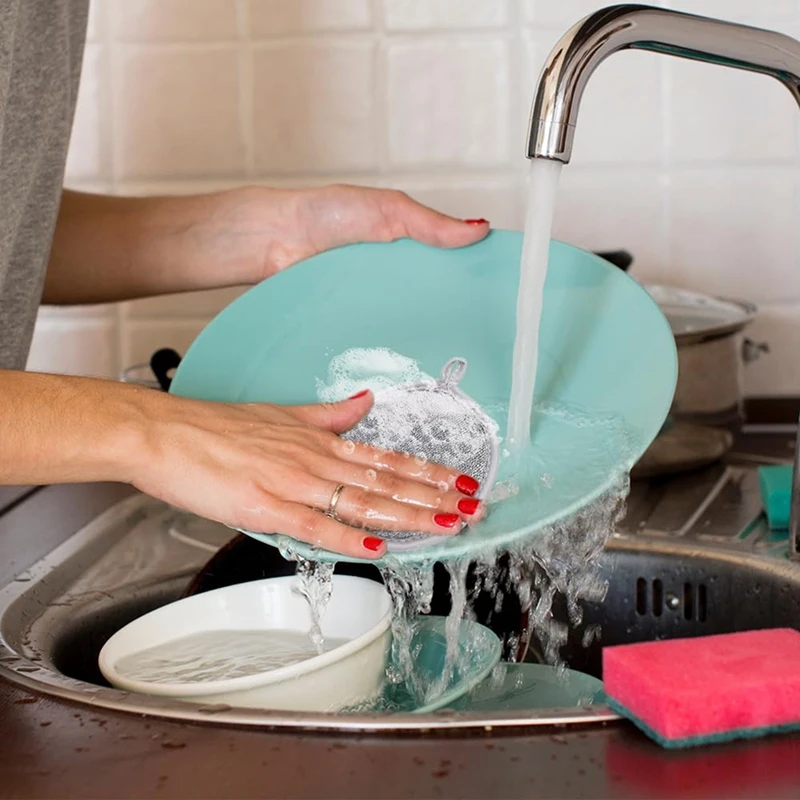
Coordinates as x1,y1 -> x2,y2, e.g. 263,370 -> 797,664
644,284 -> 756,340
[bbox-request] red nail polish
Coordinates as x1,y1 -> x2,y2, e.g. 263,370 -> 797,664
464,218 -> 489,225
434,513 -> 460,529
349,390 -> 369,399
458,498 -> 480,515
362,536 -> 384,551
455,475 -> 480,496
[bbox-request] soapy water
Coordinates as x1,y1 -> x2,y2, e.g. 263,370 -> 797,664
316,348 -> 431,403
115,629 -> 350,684
273,347 -> 633,710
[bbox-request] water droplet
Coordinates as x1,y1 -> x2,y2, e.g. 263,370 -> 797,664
342,440 -> 356,455
366,469 -> 377,481
414,453 -> 428,466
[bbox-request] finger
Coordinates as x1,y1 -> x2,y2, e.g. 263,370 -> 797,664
309,455 -> 486,520
286,391 -> 373,433
380,190 -> 491,249
326,483 -> 467,537
249,495 -> 388,560
330,437 -> 481,496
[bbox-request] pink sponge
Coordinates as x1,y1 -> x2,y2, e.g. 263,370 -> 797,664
603,628 -> 800,748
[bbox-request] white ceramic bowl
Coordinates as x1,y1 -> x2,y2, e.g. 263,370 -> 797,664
98,575 -> 392,712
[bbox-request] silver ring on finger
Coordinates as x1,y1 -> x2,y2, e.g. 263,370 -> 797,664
326,483 -> 347,520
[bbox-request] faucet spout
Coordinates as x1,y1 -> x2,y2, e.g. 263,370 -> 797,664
527,3 -> 800,162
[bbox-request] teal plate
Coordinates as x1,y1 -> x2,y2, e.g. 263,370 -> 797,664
170,231 -> 677,565
373,616 -> 502,714
445,663 -> 605,712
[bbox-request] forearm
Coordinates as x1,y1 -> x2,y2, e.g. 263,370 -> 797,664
43,189 -> 265,305
44,184 -> 487,306
0,369 -> 152,485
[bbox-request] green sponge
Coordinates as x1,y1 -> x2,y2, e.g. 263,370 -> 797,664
758,465 -> 793,530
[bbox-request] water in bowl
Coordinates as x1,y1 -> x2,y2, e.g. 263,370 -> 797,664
115,629 -> 351,685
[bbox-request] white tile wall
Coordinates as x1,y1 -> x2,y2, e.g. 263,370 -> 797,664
32,0 -> 800,395
386,39 -> 511,168
64,44 -> 108,180
253,42 -> 379,174
383,0 -> 511,31
250,1 -> 373,36
668,168 -> 800,301
109,1 -> 240,42
27,308 -> 118,379
668,60 -> 798,164
112,47 -> 247,179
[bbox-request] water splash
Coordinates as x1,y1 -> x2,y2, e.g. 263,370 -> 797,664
378,560 -> 436,704
293,558 -> 335,654
282,344 -> 634,709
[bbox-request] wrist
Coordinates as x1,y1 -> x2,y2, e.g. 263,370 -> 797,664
220,185 -> 301,283
101,384 -> 179,488
0,372 -> 172,488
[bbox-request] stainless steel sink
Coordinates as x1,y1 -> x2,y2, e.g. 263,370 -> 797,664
0,459 -> 798,731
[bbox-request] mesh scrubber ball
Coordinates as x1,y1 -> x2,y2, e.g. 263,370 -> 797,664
342,358 -> 499,551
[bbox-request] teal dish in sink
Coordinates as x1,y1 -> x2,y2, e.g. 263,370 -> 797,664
374,616 -> 502,714
445,663 -> 605,712
170,231 -> 677,564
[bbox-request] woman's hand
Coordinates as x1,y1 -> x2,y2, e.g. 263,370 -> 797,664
132,389 -> 484,559
217,183 -> 491,283
46,185 -> 489,304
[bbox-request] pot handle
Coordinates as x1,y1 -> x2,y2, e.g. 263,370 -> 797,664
594,250 -> 634,272
742,338 -> 770,363
150,348 -> 183,392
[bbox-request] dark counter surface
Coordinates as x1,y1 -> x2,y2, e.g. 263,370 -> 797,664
2,409 -> 800,799
3,685 -> 799,800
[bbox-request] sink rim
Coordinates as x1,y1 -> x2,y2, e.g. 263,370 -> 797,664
0,495 -> 621,730
1,492 -> 798,732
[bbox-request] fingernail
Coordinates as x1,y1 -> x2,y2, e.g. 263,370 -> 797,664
434,513 -> 460,529
349,390 -> 369,400
464,218 -> 489,225
362,536 -> 384,551
458,498 -> 480,515
455,475 -> 480,496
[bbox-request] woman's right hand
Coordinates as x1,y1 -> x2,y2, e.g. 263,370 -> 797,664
129,389 -> 484,559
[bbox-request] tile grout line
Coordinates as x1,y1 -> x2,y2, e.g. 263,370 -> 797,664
99,0 -> 127,377
373,0 -> 389,181
659,41 -> 673,284
237,0 -> 255,180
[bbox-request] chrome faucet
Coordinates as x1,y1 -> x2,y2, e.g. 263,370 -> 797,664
525,4 -> 800,560
526,3 -> 800,163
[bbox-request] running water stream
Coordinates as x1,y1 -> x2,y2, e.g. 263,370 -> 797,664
507,159 -> 563,451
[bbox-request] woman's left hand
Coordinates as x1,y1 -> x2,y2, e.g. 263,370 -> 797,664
47,185 -> 489,304
219,183 -> 491,283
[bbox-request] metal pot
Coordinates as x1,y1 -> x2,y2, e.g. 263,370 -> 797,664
645,285 -> 769,426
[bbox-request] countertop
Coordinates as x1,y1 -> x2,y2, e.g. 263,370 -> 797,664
1,410 -> 799,799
